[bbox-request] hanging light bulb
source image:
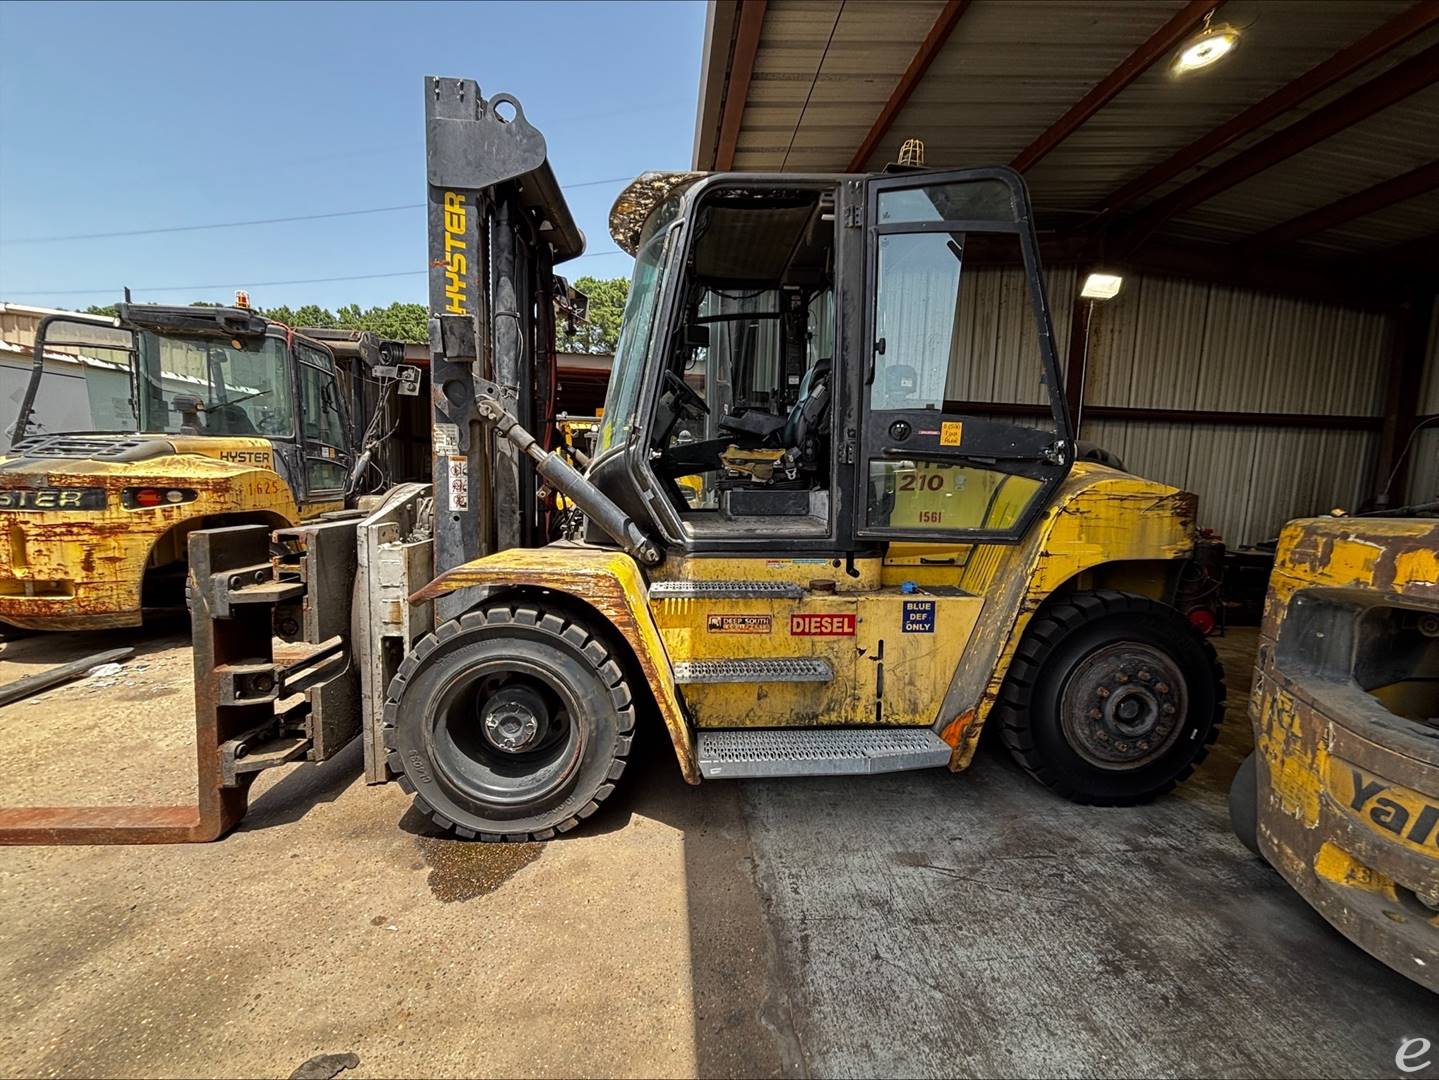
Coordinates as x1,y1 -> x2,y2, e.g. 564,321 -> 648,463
1173,12 -> 1241,76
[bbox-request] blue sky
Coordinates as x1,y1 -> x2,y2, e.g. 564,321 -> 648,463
0,0 -> 706,311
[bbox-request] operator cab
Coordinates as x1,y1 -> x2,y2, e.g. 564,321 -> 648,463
593,166 -> 1075,556
653,184 -> 836,531
12,303 -> 362,503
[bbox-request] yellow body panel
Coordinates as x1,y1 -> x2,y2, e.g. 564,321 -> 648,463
418,462 -> 1197,783
409,546 -> 700,783
0,435 -> 325,630
1250,515 -> 1439,992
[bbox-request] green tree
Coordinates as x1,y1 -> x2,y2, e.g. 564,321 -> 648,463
557,276 -> 628,355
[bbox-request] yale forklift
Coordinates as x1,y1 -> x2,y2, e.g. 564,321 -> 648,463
0,75 -> 1223,846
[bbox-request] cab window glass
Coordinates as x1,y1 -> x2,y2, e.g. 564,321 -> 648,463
877,178 -> 1015,224
296,343 -> 345,448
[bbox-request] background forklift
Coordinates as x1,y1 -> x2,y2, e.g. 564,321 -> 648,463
1230,514 -> 1439,993
0,302 -> 420,630
0,75 -> 1224,846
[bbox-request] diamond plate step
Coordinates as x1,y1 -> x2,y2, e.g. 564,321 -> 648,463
673,657 -> 832,684
698,728 -> 952,779
649,580 -> 804,600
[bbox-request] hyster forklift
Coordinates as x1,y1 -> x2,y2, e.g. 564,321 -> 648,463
0,304 -> 416,630
0,75 -> 1224,846
1230,515 -> 1439,992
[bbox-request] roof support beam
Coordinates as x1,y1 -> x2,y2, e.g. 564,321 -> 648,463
1010,0 -> 1218,173
1375,290 -> 1436,505
846,0 -> 973,172
714,0 -> 768,172
1094,2 -> 1439,217
1240,159 -> 1439,252
1119,42 -> 1439,246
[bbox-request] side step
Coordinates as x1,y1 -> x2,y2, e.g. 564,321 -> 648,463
698,728 -> 952,779
650,580 -> 804,600
674,657 -> 832,684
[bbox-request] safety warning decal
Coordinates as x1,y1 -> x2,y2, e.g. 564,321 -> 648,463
902,600 -> 935,633
791,613 -> 856,636
939,421 -> 964,447
707,614 -> 772,634
447,456 -> 468,511
434,422 -> 460,455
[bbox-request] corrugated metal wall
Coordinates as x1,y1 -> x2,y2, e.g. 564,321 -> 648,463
1083,272 -> 1390,546
1403,297 -> 1439,506
948,266 -> 1394,546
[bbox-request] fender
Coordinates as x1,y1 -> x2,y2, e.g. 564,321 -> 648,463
411,546 -> 698,783
936,466 -> 1199,768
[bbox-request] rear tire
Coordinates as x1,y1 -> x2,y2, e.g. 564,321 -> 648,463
996,589 -> 1224,805
1229,751 -> 1263,858
383,604 -> 634,841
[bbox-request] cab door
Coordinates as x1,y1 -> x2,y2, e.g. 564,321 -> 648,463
858,168 -> 1073,542
293,341 -> 352,510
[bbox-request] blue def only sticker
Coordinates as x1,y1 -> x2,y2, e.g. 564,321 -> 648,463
902,599 -> 935,633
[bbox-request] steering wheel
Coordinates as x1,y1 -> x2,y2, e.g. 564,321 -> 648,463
664,370 -> 709,415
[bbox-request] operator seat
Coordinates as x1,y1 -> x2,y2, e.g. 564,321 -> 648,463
206,403 -> 258,436
781,356 -> 831,461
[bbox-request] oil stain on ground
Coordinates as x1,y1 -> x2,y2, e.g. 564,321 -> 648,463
415,836 -> 545,902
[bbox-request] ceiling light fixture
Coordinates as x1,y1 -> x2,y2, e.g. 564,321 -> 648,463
1172,12 -> 1240,76
1080,272 -> 1124,300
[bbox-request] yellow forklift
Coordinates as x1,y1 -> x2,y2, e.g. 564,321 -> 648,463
0,75 -> 1224,846
1230,513 -> 1439,993
0,304 -> 416,630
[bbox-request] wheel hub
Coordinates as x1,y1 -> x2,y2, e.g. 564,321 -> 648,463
1060,643 -> 1188,769
481,685 -> 550,753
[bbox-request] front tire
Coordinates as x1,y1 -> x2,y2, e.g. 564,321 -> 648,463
996,590 -> 1224,805
383,604 -> 634,840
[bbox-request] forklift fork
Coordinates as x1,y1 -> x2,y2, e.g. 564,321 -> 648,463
0,523 -> 362,845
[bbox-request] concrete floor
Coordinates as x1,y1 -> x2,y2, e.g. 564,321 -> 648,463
0,625 -> 1434,1078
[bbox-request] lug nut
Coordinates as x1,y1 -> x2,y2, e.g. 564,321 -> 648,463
1161,704 -> 1176,715
1089,708 -> 1102,719
1138,670 -> 1152,682
1097,686 -> 1111,698
1155,682 -> 1170,694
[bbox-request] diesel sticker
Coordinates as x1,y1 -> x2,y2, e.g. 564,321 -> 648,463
903,600 -> 935,633
707,614 -> 772,634
790,613 -> 855,636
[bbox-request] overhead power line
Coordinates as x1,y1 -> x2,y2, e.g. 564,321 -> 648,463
0,175 -> 636,245
3,249 -> 629,298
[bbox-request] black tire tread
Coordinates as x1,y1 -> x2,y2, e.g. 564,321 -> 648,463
381,603 -> 635,841
995,589 -> 1225,806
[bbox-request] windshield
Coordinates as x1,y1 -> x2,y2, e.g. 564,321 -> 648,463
134,332 -> 295,437
595,194 -> 683,455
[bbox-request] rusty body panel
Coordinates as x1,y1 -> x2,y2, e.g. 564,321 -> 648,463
0,435 -> 339,630
411,545 -> 699,783
417,463 -> 1194,784
931,464 -> 1196,768
1251,515 -> 1439,992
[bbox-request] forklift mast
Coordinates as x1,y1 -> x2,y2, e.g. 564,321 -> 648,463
0,76 -> 588,845
423,77 -> 584,620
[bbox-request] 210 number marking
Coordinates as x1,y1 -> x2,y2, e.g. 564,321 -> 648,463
897,473 -> 945,492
